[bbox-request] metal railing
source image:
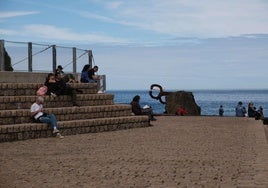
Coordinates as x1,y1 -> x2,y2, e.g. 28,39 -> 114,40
0,39 -> 93,73
0,39 -> 106,91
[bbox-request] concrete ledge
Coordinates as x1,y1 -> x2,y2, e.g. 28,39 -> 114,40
0,71 -> 80,83
0,116 -> 150,142
0,104 -> 134,125
0,94 -> 115,110
0,82 -> 98,96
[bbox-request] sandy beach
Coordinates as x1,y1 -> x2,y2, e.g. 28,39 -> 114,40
0,116 -> 267,187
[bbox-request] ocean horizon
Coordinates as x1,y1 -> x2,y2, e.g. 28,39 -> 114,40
108,89 -> 268,117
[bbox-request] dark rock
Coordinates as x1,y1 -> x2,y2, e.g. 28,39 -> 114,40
165,91 -> 201,115
0,47 -> 13,71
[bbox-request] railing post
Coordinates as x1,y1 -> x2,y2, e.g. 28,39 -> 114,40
102,75 -> 106,92
28,42 -> 32,72
0,40 -> 5,71
72,47 -> 76,73
88,50 -> 92,67
52,45 -> 56,72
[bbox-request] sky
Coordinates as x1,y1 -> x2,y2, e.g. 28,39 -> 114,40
1,0 -> 268,90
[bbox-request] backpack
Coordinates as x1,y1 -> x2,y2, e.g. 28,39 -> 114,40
36,86 -> 48,96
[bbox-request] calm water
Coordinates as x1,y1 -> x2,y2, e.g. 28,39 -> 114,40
108,89 -> 268,117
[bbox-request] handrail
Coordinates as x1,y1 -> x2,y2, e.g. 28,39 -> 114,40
0,39 -> 93,73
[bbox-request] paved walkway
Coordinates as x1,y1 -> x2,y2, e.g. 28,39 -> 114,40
0,116 -> 267,187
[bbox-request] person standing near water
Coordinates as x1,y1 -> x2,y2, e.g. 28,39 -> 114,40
219,105 -> 224,116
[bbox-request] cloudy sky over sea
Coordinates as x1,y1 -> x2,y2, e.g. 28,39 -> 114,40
1,0 -> 268,90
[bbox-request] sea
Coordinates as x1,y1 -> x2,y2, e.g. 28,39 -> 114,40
108,89 -> 268,117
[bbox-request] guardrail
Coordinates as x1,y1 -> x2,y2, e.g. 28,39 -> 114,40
0,39 -> 93,73
0,39 -> 106,91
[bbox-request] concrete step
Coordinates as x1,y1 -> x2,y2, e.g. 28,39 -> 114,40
0,116 -> 150,142
0,81 -> 150,142
0,104 -> 133,125
0,93 -> 115,110
0,82 -> 98,96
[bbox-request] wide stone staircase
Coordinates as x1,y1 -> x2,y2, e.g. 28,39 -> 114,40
0,82 -> 150,142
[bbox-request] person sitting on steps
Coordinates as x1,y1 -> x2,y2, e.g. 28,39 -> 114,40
130,95 -> 156,121
88,65 -> 102,82
44,73 -> 80,106
30,96 -> 64,138
80,64 -> 104,93
55,65 -> 78,83
80,64 -> 92,83
55,72 -> 80,106
44,73 -> 58,97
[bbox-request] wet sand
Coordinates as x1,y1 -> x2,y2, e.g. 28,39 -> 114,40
0,116 -> 268,187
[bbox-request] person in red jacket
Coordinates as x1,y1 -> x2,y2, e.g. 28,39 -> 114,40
177,106 -> 187,116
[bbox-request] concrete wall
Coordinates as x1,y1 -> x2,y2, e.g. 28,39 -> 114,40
0,71 -> 80,83
0,71 -> 106,91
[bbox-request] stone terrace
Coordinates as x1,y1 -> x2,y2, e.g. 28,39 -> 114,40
0,82 -> 149,142
0,116 -> 267,187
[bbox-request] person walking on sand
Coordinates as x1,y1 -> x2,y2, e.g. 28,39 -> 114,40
30,96 -> 64,138
219,105 -> 224,116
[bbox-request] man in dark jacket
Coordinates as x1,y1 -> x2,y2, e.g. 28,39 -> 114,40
55,72 -> 79,106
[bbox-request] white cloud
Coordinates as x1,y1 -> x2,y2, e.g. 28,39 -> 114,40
78,11 -> 116,23
105,1 -> 123,9
22,24 -> 128,43
92,0 -> 268,38
0,11 -> 39,19
0,28 -> 18,35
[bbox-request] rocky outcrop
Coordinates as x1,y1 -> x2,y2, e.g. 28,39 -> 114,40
165,91 -> 201,115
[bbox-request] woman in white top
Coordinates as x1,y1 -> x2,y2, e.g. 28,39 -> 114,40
30,96 -> 63,138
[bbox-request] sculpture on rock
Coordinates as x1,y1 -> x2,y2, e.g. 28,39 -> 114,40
149,84 -> 201,116
165,91 -> 201,115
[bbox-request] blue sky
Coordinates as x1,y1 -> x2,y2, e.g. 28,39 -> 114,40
1,0 -> 268,90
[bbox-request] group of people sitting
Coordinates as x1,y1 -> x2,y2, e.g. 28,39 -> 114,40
235,101 -> 264,120
40,64 -> 102,105
32,65 -> 159,139
44,72 -> 82,106
31,64 -> 102,138
80,64 -> 102,83
80,64 -> 104,93
30,94 -> 158,139
55,64 -> 101,84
